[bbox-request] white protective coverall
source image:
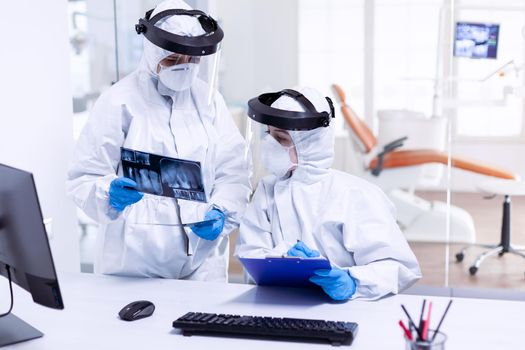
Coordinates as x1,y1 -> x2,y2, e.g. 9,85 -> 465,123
67,0 -> 251,281
236,87 -> 421,300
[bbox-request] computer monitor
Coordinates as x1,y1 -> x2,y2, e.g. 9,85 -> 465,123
454,22 -> 500,59
0,164 -> 64,346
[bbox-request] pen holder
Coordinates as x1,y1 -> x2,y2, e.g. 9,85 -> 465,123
405,330 -> 447,350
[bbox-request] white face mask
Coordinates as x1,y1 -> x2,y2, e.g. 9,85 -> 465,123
260,134 -> 297,178
158,63 -> 199,91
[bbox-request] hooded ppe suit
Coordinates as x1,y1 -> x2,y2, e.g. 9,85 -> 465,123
236,87 -> 421,300
67,0 -> 251,281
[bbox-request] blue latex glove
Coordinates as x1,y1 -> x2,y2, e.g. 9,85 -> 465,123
286,241 -> 320,258
309,267 -> 357,301
108,177 -> 144,212
190,209 -> 225,241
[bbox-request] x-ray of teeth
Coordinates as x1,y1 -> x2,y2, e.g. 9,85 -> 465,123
160,159 -> 203,191
454,22 -> 499,59
120,147 -> 207,203
135,152 -> 151,165
136,168 -> 163,195
121,149 -> 135,162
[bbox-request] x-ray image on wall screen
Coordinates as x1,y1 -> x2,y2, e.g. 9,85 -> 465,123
454,22 -> 499,59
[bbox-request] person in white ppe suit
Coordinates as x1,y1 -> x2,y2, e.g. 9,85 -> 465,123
236,87 -> 421,300
67,0 -> 251,281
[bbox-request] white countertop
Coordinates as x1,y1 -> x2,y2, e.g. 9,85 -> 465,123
5,272 -> 525,349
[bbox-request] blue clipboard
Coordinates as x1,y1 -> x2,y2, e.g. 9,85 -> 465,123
239,257 -> 331,288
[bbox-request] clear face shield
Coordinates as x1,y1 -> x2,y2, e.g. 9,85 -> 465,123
245,120 -> 299,183
198,43 -> 221,105
136,8 -> 223,105
245,89 -> 335,183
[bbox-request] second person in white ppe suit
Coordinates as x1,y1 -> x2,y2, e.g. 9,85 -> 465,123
236,87 -> 421,300
67,0 -> 251,281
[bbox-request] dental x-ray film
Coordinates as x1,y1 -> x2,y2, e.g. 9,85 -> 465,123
121,147 -> 206,202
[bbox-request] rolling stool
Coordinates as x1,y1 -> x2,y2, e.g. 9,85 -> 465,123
456,179 -> 525,275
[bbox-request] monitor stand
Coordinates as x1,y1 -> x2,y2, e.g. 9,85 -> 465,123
0,313 -> 43,346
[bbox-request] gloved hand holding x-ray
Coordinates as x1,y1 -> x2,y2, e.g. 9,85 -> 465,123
190,209 -> 225,240
120,147 -> 207,202
109,177 -> 144,212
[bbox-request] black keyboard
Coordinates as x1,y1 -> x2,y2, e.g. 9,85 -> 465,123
172,312 -> 358,346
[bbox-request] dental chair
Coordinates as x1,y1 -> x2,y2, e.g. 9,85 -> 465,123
331,84 -> 517,248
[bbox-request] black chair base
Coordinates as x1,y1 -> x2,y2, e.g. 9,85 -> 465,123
456,195 -> 525,275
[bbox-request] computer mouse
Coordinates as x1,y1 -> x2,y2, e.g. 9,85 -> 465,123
118,300 -> 155,321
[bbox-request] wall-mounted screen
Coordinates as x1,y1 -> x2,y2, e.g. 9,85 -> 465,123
454,22 -> 500,59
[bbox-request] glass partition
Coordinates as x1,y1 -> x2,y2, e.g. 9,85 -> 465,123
68,0 -> 119,272
448,0 -> 525,293
67,0 -> 525,297
374,0 -> 451,289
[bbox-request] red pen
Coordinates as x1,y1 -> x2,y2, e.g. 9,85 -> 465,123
422,301 -> 433,341
398,320 -> 413,341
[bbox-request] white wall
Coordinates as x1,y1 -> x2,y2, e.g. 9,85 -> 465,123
216,0 -> 299,106
0,1 -> 80,273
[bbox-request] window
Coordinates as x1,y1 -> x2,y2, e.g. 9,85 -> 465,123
298,0 -> 365,132
374,0 -> 443,117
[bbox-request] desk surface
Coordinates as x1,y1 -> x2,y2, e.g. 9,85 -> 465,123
5,273 -> 525,349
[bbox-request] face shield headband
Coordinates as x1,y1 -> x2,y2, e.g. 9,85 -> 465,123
135,8 -> 224,56
247,89 -> 335,131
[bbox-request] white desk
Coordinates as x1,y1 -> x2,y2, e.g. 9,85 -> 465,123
5,273 -> 525,349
